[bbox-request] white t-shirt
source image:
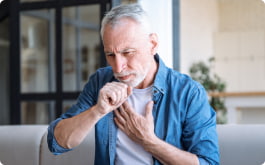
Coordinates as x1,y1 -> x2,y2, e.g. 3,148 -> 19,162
115,86 -> 153,165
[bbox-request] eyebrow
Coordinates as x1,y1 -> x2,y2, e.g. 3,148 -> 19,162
104,48 -> 136,55
120,48 -> 136,53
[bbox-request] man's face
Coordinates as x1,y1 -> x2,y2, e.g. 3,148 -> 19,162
102,18 -> 158,88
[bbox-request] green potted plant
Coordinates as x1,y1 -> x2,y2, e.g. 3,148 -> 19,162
189,57 -> 227,124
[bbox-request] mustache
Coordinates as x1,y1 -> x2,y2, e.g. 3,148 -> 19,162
114,71 -> 136,77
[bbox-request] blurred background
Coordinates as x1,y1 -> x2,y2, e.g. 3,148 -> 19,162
0,0 -> 264,125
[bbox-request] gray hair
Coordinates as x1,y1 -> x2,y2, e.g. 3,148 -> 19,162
100,3 -> 151,38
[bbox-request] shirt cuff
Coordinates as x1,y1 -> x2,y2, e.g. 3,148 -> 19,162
198,157 -> 210,165
47,118 -> 73,155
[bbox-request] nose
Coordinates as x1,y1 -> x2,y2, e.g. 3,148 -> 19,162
112,55 -> 126,73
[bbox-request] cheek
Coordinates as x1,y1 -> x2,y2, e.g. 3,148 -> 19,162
129,58 -> 149,72
127,51 -> 153,71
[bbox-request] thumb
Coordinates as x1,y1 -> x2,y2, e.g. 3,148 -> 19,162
145,101 -> 154,119
127,86 -> 133,96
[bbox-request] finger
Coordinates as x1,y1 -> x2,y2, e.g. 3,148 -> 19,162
114,117 -> 125,131
119,104 -> 130,121
117,83 -> 130,102
122,101 -> 133,113
107,83 -> 123,104
107,91 -> 117,105
104,83 -> 127,105
127,86 -> 133,96
101,84 -> 117,105
115,89 -> 123,105
145,101 -> 154,120
109,82 -> 129,103
114,109 -> 126,124
111,82 -> 130,100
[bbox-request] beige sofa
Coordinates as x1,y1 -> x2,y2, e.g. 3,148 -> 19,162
0,125 -> 94,165
0,125 -> 265,165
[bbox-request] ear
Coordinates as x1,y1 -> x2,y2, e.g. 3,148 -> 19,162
149,33 -> 159,55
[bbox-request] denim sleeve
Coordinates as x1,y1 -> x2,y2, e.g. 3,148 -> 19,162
182,83 -> 220,165
47,71 -> 100,155
47,118 -> 73,155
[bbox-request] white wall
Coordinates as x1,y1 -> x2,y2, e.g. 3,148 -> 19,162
214,0 -> 265,92
139,0 -> 219,73
180,0 -> 219,74
139,0 -> 173,67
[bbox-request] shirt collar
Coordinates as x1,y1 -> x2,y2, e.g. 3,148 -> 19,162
153,54 -> 169,94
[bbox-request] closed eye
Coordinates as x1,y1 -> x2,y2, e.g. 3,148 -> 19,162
105,52 -> 115,57
122,50 -> 136,56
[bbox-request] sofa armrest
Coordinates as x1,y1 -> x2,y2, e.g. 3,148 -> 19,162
40,127 -> 95,165
0,125 -> 48,165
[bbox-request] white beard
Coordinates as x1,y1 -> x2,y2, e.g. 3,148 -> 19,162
114,62 -> 150,88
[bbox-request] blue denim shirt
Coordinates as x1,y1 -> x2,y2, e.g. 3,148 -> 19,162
47,55 -> 219,165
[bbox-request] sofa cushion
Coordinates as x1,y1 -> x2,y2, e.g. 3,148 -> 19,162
217,124 -> 265,165
0,125 -> 48,165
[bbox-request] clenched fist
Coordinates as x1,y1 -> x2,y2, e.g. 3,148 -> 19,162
95,82 -> 132,115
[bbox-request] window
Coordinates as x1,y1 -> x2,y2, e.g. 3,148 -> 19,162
1,0 -> 111,124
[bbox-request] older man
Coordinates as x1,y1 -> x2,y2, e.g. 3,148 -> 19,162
48,4 -> 219,165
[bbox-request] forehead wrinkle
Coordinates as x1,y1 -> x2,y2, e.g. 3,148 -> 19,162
103,19 -> 148,54
104,34 -> 137,54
